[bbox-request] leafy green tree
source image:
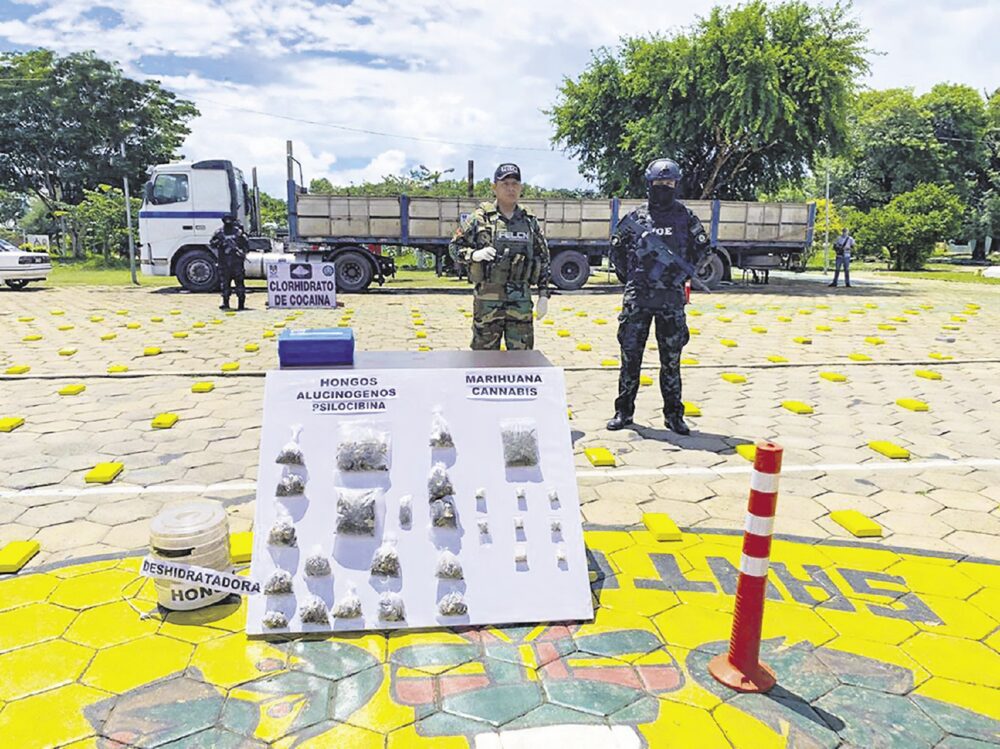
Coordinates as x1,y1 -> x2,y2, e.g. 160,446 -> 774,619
549,1 -> 869,198
308,173 -> 597,199
68,184 -> 140,260
0,190 -> 26,227
258,191 -> 287,236
0,49 -> 198,207
850,183 -> 964,270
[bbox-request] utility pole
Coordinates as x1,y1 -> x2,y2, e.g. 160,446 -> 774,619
121,142 -> 138,285
823,162 -> 831,275
467,160 -> 474,198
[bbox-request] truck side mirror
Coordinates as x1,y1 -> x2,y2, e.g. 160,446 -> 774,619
143,182 -> 153,204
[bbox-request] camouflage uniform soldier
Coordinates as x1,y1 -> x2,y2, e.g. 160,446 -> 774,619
448,164 -> 551,350
607,159 -> 710,435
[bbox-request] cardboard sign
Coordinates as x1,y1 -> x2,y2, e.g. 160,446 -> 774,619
266,261 -> 337,309
247,352 -> 594,635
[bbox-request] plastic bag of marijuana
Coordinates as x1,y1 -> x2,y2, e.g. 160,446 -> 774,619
336,422 -> 391,472
427,462 -> 454,500
398,495 -> 413,528
335,487 -> 378,535
275,473 -> 305,497
275,424 -> 305,465
500,418 -> 539,467
435,549 -> 464,579
428,409 -> 454,448
304,546 -> 331,577
430,498 -> 457,528
370,535 -> 401,577
267,510 -> 297,547
438,591 -> 468,617
299,595 -> 330,624
332,583 -> 362,619
262,610 -> 288,629
378,591 -> 406,622
264,569 -> 294,594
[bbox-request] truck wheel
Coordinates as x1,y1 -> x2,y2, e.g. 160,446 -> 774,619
335,250 -> 374,293
4,280 -> 29,290
550,250 -> 589,291
176,249 -> 219,293
696,252 -> 725,289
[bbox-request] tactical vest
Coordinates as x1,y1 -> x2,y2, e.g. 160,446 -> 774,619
624,205 -> 691,309
468,203 -> 543,300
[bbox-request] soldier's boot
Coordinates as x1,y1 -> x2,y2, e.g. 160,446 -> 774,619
219,298 -> 231,310
607,412 -> 634,431
665,413 -> 690,435
237,296 -> 246,311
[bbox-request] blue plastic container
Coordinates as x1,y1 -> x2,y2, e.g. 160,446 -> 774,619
277,328 -> 355,368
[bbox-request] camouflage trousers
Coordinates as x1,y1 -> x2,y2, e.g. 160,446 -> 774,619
471,297 -> 534,350
614,302 -> 690,419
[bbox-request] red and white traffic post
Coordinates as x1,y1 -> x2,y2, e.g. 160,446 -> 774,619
708,441 -> 784,693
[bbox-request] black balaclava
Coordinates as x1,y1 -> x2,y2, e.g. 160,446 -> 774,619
648,183 -> 676,212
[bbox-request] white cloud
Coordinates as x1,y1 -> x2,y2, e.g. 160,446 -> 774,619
1,0 -> 998,199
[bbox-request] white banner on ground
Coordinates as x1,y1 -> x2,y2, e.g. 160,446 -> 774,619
266,261 -> 337,309
140,556 -> 261,596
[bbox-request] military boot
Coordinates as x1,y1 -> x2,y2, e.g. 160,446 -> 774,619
606,412 -> 633,431
665,413 -> 690,435
237,297 -> 246,311
219,299 -> 231,310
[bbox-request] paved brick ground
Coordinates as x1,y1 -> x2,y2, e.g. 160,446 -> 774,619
1,273 -> 999,748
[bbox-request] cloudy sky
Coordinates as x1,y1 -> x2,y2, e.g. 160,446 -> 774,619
1,0 -> 997,197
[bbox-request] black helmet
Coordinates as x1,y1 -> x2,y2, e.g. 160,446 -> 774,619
644,158 -> 682,183
221,214 -> 236,224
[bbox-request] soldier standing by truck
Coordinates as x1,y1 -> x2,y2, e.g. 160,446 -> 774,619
210,214 -> 250,310
448,164 -> 551,350
607,158 -> 711,435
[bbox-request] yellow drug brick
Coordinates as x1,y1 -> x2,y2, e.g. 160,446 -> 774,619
793,337 -> 812,345
830,510 -> 883,538
5,365 -> 30,375
816,325 -> 832,332
58,384 -> 86,396
848,352 -> 871,362
721,373 -> 746,384
720,339 -> 737,348
735,444 -> 757,462
143,347 -> 161,356
575,311 -> 588,317
864,303 -> 878,309
262,330 -> 275,338
107,364 -> 128,374
0,541 -> 40,573
850,309 -> 865,315
244,343 -> 260,352
542,319 -> 554,325
820,372 -> 847,382
951,316 -> 967,323
560,306 -> 573,312
58,347 -> 77,357
869,441 -> 910,459
50,309 -> 64,316
797,309 -> 813,315
415,331 -> 427,339
170,310 -> 181,316
273,322 -> 285,328
890,316 -> 907,323
865,337 -> 885,345
57,325 -> 74,331
172,332 -> 189,339
90,316 -> 104,322
689,327 -> 701,335
585,447 -> 616,467
230,532 -> 253,564
100,333 -> 116,341
767,355 -> 787,363
718,316 -> 733,323
683,401 -> 701,417
688,309 -> 702,316
639,375 -> 653,386
928,352 -> 953,361
151,316 -> 164,323
777,316 -> 792,322
966,303 -> 980,310
0,417 -> 25,432
17,316 -> 34,322
816,304 -> 830,310
126,322 -> 141,329
715,304 -> 726,309
115,309 -> 129,315
225,311 -> 237,317
600,359 -> 618,367
567,408 -> 574,419
594,319 -> 608,325
85,462 -> 124,484
642,513 -> 682,542
878,325 -> 896,331
417,345 -> 431,351
942,325 -> 961,331
833,316 -> 849,323
193,322 -> 206,329
783,400 -> 814,415
903,309 -> 919,315
752,326 -> 767,333
915,369 -> 942,380
22,335 -> 42,342
412,320 -> 424,326
681,358 -> 699,366
744,309 -> 758,315
557,330 -> 571,337
221,362 -> 240,372
191,382 -> 215,393
576,343 -> 592,351
896,398 -> 929,412
151,413 -> 179,429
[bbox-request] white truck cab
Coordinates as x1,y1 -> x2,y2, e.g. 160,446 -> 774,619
139,159 -> 284,292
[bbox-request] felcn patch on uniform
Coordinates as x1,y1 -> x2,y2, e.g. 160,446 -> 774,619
1,530 -> 997,748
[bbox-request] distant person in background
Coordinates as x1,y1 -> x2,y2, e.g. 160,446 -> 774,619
211,214 -> 250,310
830,227 -> 854,288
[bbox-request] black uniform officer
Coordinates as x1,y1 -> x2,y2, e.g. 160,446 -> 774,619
607,158 -> 711,434
210,214 -> 250,310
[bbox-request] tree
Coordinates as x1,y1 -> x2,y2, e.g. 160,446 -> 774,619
0,49 -> 198,207
258,191 -> 287,236
308,174 -> 597,199
850,183 -> 965,270
549,1 -> 869,198
0,190 -> 26,227
69,184 -> 140,261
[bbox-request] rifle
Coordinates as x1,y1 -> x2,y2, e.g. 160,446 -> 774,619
616,213 -> 712,293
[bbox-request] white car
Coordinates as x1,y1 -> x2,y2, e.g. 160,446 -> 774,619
0,238 -> 51,289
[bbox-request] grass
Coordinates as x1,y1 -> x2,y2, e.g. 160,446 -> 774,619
48,257 -> 175,287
